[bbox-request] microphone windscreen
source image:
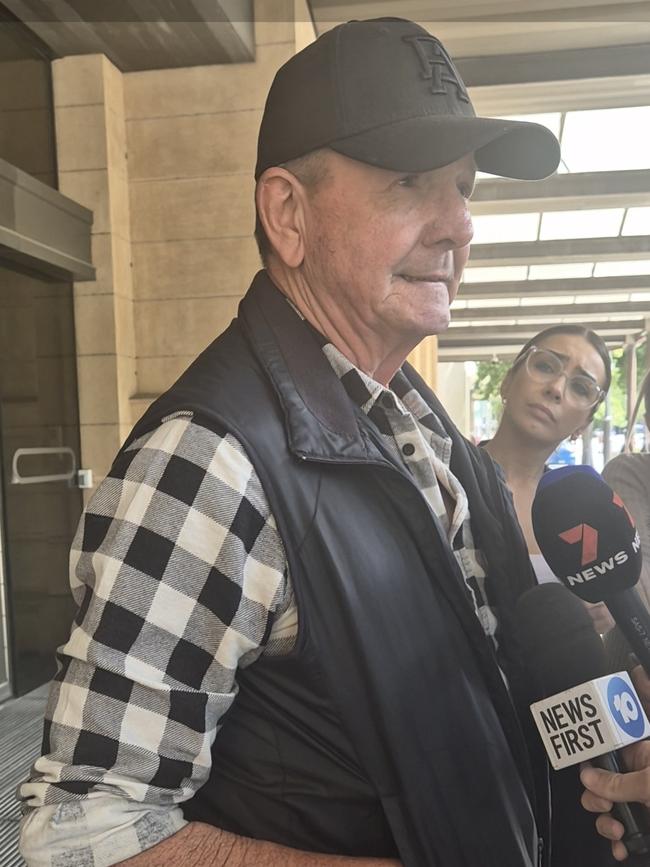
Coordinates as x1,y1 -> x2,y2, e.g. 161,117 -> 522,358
515,583 -> 608,700
532,465 -> 641,604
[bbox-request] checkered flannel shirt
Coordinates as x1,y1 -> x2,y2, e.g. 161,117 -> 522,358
19,343 -> 494,867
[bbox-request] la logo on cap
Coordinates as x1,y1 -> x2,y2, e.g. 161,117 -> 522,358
402,35 -> 470,103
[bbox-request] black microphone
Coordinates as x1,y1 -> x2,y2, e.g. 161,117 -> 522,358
532,465 -> 650,676
516,582 -> 650,862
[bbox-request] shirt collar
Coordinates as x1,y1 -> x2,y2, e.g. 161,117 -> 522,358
283,295 -> 448,438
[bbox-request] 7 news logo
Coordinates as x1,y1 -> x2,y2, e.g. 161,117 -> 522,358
559,492 -> 640,585
559,523 -> 598,567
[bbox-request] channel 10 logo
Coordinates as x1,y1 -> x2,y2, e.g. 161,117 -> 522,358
607,675 -> 645,739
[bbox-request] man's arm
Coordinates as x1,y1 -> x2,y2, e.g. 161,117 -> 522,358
121,822 -> 400,866
20,415 -> 294,866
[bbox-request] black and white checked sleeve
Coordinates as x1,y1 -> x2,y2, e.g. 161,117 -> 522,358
19,413 -> 293,867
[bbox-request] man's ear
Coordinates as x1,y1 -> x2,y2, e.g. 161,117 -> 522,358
255,168 -> 306,268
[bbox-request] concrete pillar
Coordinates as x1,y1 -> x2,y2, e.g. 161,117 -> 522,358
603,391 -> 612,465
124,0 -> 297,417
52,54 -> 136,489
625,335 -> 638,431
408,336 -> 438,391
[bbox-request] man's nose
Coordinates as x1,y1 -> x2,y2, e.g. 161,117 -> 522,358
420,194 -> 473,250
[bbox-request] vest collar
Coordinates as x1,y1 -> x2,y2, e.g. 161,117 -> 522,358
239,270 -> 381,463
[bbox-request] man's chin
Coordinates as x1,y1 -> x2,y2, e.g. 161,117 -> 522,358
384,301 -> 451,342
414,310 -> 451,337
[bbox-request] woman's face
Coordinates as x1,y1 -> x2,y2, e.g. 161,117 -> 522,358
501,333 -> 608,448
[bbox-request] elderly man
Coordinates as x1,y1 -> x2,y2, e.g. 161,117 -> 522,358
20,18 -> 564,867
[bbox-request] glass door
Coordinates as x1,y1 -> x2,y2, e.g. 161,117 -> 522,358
0,489 -> 10,702
0,262 -> 83,696
0,7 -> 85,699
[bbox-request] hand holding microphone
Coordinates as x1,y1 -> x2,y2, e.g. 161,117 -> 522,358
516,582 -> 650,863
580,640 -> 650,861
581,741 -> 650,862
530,465 -> 650,860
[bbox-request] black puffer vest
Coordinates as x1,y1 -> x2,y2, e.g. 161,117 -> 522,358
124,272 -> 549,867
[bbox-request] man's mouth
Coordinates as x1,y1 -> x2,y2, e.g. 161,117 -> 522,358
398,274 -> 448,284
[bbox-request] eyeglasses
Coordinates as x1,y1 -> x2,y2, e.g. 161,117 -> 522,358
522,346 -> 605,409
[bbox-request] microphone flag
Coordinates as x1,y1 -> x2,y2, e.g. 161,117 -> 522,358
531,670 -> 650,770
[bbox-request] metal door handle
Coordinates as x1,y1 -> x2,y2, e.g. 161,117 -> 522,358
11,447 -> 77,485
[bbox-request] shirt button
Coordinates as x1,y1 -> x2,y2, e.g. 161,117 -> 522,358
402,443 -> 415,457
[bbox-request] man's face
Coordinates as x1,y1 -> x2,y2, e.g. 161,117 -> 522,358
299,150 -> 475,346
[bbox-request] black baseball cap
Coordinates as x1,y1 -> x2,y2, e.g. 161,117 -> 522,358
256,18 -> 561,181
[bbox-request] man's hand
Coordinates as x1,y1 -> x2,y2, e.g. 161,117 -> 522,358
580,741 -> 650,861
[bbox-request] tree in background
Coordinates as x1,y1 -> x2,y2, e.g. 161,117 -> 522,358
471,359 -> 508,436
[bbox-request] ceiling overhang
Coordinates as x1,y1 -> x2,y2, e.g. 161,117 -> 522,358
0,0 -> 256,70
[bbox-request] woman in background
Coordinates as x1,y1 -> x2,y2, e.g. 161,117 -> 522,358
483,323 -> 615,867
483,323 -> 614,634
484,324 -> 617,867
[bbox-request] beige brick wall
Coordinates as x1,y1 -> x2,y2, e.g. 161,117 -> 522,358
126,3 -> 296,413
52,54 -> 136,485
408,337 -> 438,390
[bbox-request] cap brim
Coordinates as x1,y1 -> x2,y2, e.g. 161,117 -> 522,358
329,115 -> 561,180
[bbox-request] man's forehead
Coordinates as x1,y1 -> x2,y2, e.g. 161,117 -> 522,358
315,148 -> 477,180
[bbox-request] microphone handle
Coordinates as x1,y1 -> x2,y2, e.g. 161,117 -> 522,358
594,752 -> 650,862
604,588 -> 650,677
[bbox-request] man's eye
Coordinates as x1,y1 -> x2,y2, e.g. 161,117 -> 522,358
459,183 -> 474,199
397,174 -> 419,188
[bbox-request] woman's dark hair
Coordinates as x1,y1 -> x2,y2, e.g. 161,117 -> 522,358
509,324 -> 612,416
